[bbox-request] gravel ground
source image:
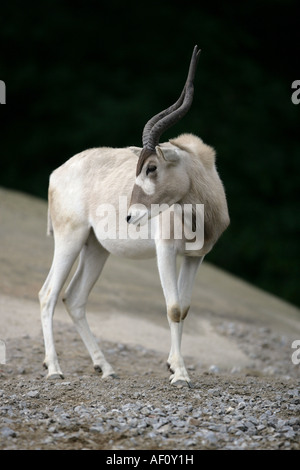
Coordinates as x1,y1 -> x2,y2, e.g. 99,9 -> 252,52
1,321 -> 299,451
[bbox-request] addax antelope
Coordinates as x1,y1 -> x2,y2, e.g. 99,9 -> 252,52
39,46 -> 229,386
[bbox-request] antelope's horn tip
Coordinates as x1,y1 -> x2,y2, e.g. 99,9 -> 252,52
194,45 -> 201,56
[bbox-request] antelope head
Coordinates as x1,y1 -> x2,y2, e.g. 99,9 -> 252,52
127,45 -> 201,225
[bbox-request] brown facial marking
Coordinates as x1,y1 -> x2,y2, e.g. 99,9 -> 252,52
129,183 -> 151,208
136,148 -> 155,176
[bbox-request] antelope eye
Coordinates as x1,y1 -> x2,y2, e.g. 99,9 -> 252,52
146,165 -> 157,176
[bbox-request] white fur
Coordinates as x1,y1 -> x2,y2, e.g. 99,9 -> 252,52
39,134 -> 229,386
135,173 -> 156,196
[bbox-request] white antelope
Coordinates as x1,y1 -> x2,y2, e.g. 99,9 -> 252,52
39,46 -> 229,386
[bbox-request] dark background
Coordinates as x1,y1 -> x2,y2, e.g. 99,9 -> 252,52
0,0 -> 299,306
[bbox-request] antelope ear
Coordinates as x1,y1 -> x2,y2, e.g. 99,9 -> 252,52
129,146 -> 143,157
155,145 -> 180,163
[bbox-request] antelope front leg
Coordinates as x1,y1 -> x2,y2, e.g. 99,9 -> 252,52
167,255 -> 203,382
156,242 -> 190,386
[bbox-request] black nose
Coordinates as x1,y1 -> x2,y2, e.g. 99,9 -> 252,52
126,215 -> 131,223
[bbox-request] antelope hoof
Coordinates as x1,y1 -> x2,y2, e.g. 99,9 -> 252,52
103,373 -> 119,380
46,372 -> 64,380
168,365 -> 191,387
43,361 -> 64,379
171,379 -> 192,388
94,364 -> 118,379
